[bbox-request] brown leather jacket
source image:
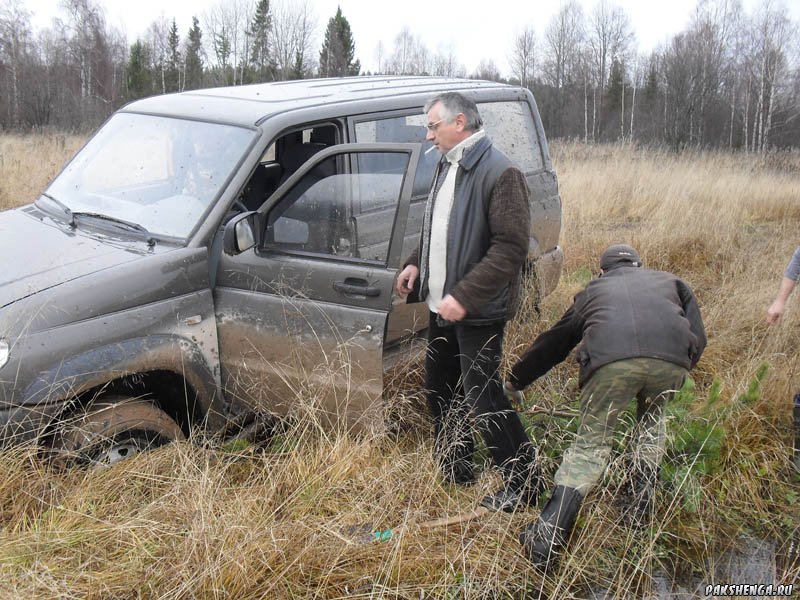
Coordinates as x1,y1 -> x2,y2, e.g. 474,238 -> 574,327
404,135 -> 531,324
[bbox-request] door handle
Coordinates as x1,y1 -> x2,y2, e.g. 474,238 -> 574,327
333,279 -> 381,297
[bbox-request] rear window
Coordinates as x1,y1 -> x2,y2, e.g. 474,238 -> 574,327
479,101 -> 544,172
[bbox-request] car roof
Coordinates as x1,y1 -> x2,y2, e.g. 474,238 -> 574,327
120,76 -> 518,128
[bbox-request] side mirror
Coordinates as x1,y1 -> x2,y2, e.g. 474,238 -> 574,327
223,211 -> 260,255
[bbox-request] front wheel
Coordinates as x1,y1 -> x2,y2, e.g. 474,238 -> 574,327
51,396 -> 185,467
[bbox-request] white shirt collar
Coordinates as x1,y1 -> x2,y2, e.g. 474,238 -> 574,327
445,129 -> 486,165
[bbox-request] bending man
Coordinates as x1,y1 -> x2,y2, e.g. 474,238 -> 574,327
507,244 -> 706,567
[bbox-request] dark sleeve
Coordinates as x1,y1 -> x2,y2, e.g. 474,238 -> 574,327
448,167 -> 531,314
509,303 -> 582,390
399,248 -> 421,303
403,247 -> 419,269
677,279 -> 707,368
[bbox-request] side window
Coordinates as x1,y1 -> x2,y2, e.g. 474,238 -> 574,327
479,101 -> 544,172
237,124 -> 339,211
354,114 -> 437,198
355,113 -> 437,264
264,150 -> 410,264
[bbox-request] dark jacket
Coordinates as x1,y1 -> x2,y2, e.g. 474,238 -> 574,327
405,135 -> 531,323
509,265 -> 707,388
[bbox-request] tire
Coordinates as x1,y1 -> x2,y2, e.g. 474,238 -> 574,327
52,395 -> 185,467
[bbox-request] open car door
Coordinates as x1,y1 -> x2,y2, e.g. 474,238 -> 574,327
214,143 -> 420,432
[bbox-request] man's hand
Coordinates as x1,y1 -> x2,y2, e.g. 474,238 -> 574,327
767,276 -> 797,325
503,380 -> 524,405
437,294 -> 467,322
767,299 -> 786,324
395,265 -> 418,298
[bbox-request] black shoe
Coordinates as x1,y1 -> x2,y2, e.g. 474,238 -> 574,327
480,486 -> 536,513
519,485 -> 583,568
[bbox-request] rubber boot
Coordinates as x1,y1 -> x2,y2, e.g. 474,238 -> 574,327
619,462 -> 659,528
519,485 -> 583,568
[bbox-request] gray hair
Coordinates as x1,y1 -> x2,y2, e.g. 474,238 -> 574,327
424,92 -> 483,131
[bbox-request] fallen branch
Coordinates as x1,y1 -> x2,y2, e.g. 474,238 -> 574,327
340,507 -> 490,545
524,405 -> 579,419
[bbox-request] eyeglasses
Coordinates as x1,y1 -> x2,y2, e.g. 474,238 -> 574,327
426,118 -> 446,131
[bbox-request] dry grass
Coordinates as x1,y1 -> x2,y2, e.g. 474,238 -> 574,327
1,135 -> 799,598
0,133 -> 84,211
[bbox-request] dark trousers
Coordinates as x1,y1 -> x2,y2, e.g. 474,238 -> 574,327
425,312 -> 536,491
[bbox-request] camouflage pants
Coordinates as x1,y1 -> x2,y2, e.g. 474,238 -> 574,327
555,357 -> 687,495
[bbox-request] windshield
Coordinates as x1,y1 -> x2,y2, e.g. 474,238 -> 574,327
43,113 -> 256,239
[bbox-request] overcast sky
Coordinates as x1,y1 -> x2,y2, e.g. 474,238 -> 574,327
26,0 -> 799,77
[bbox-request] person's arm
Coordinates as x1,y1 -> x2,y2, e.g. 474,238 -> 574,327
677,280 -> 707,368
767,246 -> 800,324
508,303 -> 582,391
767,277 -> 798,324
447,168 -> 531,314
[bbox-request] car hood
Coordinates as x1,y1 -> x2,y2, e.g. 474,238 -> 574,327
0,205 -> 156,309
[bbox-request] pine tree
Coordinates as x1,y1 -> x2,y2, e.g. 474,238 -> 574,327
290,49 -> 305,80
127,39 -> 153,100
644,62 -> 659,105
213,26 -> 232,85
249,0 -> 273,82
184,16 -> 203,90
166,18 -> 181,92
606,56 -> 625,112
318,6 -> 360,78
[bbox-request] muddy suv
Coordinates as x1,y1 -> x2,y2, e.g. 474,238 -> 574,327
0,76 -> 562,463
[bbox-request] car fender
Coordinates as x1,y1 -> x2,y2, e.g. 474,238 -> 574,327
22,334 -> 221,424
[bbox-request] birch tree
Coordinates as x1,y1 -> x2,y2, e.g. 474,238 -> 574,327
203,0 -> 252,86
431,43 -> 465,77
0,0 -> 32,127
509,25 -> 536,88
542,0 -> 584,91
271,0 -> 316,79
586,0 -> 634,140
748,0 -> 792,154
146,16 -> 169,94
387,27 -> 426,75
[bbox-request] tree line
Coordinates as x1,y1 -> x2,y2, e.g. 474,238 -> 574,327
509,0 -> 800,152
0,0 -> 798,152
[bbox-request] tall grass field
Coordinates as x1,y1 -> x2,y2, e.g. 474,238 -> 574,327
0,133 -> 798,598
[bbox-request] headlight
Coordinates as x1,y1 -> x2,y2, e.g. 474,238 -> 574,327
0,339 -> 8,369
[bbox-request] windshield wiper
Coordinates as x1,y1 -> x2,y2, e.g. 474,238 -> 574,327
72,212 -> 156,247
39,193 -> 75,227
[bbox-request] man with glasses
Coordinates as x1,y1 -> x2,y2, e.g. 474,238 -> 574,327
395,92 -> 541,512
